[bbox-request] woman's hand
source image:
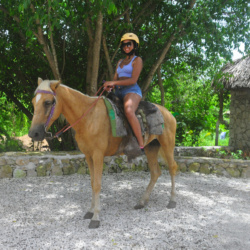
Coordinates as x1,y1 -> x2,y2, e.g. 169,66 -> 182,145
103,81 -> 116,92
103,81 -> 116,88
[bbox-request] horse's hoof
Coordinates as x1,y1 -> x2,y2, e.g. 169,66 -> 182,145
167,201 -> 176,209
134,204 -> 144,210
89,220 -> 100,229
84,212 -> 94,219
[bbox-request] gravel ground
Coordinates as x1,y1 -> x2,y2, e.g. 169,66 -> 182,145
0,171 -> 250,250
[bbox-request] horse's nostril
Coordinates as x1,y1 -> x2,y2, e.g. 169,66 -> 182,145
34,132 -> 40,138
28,125 -> 45,141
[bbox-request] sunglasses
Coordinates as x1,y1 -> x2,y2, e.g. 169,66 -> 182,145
121,42 -> 132,48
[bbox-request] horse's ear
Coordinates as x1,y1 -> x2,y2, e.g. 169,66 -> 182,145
50,80 -> 61,92
38,77 -> 43,85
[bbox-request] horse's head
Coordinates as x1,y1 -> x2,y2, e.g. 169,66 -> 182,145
28,78 -> 61,141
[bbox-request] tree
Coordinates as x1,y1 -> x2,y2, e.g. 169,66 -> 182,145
0,0 -> 249,149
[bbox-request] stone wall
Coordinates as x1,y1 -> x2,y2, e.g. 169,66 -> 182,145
1,148 -> 250,179
229,88 -> 250,150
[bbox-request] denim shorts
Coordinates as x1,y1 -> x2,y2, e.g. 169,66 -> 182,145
115,83 -> 142,100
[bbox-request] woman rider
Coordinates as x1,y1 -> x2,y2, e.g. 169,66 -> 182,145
103,33 -> 144,151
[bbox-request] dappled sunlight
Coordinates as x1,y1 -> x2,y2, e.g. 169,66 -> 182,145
0,172 -> 249,249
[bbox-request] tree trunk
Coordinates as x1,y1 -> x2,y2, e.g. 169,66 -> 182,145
103,35 -> 114,80
215,120 -> 219,146
157,66 -> 165,106
85,16 -> 94,94
89,11 -> 103,95
30,4 -> 60,80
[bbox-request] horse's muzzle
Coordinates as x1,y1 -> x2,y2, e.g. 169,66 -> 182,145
28,124 -> 46,141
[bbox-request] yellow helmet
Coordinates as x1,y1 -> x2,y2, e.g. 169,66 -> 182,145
120,33 -> 139,47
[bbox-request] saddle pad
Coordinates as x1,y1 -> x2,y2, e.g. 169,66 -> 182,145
104,98 -> 127,137
104,97 -> 164,137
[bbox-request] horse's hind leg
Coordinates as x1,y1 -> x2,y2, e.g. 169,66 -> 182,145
158,134 -> 178,209
134,140 -> 161,209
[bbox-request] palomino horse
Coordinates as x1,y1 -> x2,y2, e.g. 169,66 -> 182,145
29,78 -> 178,229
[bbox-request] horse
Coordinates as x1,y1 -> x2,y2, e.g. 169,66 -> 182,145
28,78 -> 178,229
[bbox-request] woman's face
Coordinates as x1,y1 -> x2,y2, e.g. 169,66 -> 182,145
121,40 -> 134,54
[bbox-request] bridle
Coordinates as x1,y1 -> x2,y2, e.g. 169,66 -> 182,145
35,85 -> 111,139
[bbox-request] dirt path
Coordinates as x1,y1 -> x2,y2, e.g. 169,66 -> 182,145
0,171 -> 249,249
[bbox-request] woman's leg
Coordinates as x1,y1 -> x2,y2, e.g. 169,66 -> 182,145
123,93 -> 144,148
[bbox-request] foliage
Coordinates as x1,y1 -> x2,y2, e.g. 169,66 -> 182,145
217,149 -> 250,160
0,93 -> 28,152
148,61 -> 226,146
0,0 -> 249,150
197,129 -> 229,147
0,94 -> 30,137
0,137 -> 24,152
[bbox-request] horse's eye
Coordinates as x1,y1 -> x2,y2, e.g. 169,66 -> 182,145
44,101 -> 52,107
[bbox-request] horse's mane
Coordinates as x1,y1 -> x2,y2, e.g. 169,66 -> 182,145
34,80 -> 57,94
35,80 -> 97,99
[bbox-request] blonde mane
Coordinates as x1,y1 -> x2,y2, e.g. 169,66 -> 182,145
34,80 -> 58,94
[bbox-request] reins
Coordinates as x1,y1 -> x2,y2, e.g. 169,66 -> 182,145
39,85 -> 110,139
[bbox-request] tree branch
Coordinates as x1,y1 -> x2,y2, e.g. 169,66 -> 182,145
30,3 -> 59,79
141,0 -> 197,97
102,35 -> 114,80
48,5 -> 61,80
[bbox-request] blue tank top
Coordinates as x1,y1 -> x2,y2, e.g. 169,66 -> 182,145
117,56 -> 137,78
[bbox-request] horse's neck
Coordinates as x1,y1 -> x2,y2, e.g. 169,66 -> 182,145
58,85 -> 96,124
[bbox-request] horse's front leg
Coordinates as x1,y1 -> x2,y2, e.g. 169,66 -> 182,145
83,156 -> 95,220
84,153 -> 104,229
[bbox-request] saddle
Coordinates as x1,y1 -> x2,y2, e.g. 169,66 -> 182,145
104,92 -> 164,161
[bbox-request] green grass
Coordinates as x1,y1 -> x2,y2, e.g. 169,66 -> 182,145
197,130 -> 229,147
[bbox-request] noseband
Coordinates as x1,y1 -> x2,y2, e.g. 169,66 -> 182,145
36,90 -> 56,136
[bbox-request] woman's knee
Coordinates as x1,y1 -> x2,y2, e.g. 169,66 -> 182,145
124,106 -> 135,119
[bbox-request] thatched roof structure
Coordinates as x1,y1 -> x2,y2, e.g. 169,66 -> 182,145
220,55 -> 250,89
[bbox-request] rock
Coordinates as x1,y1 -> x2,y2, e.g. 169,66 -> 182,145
21,162 -> 36,171
241,167 -> 250,178
0,158 -> 7,166
188,162 -> 200,172
51,165 -> 63,176
61,159 -> 70,164
16,158 -> 29,166
200,164 -> 211,174
77,166 -> 86,175
45,162 -> 52,171
214,166 -> 231,178
13,169 -> 26,178
27,169 -> 37,177
29,157 -> 39,164
62,164 -> 75,175
226,167 -> 241,178
0,165 -> 13,178
178,162 -> 187,173
36,165 -> 47,177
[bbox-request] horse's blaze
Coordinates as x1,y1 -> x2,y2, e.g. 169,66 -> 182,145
29,93 -> 52,141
